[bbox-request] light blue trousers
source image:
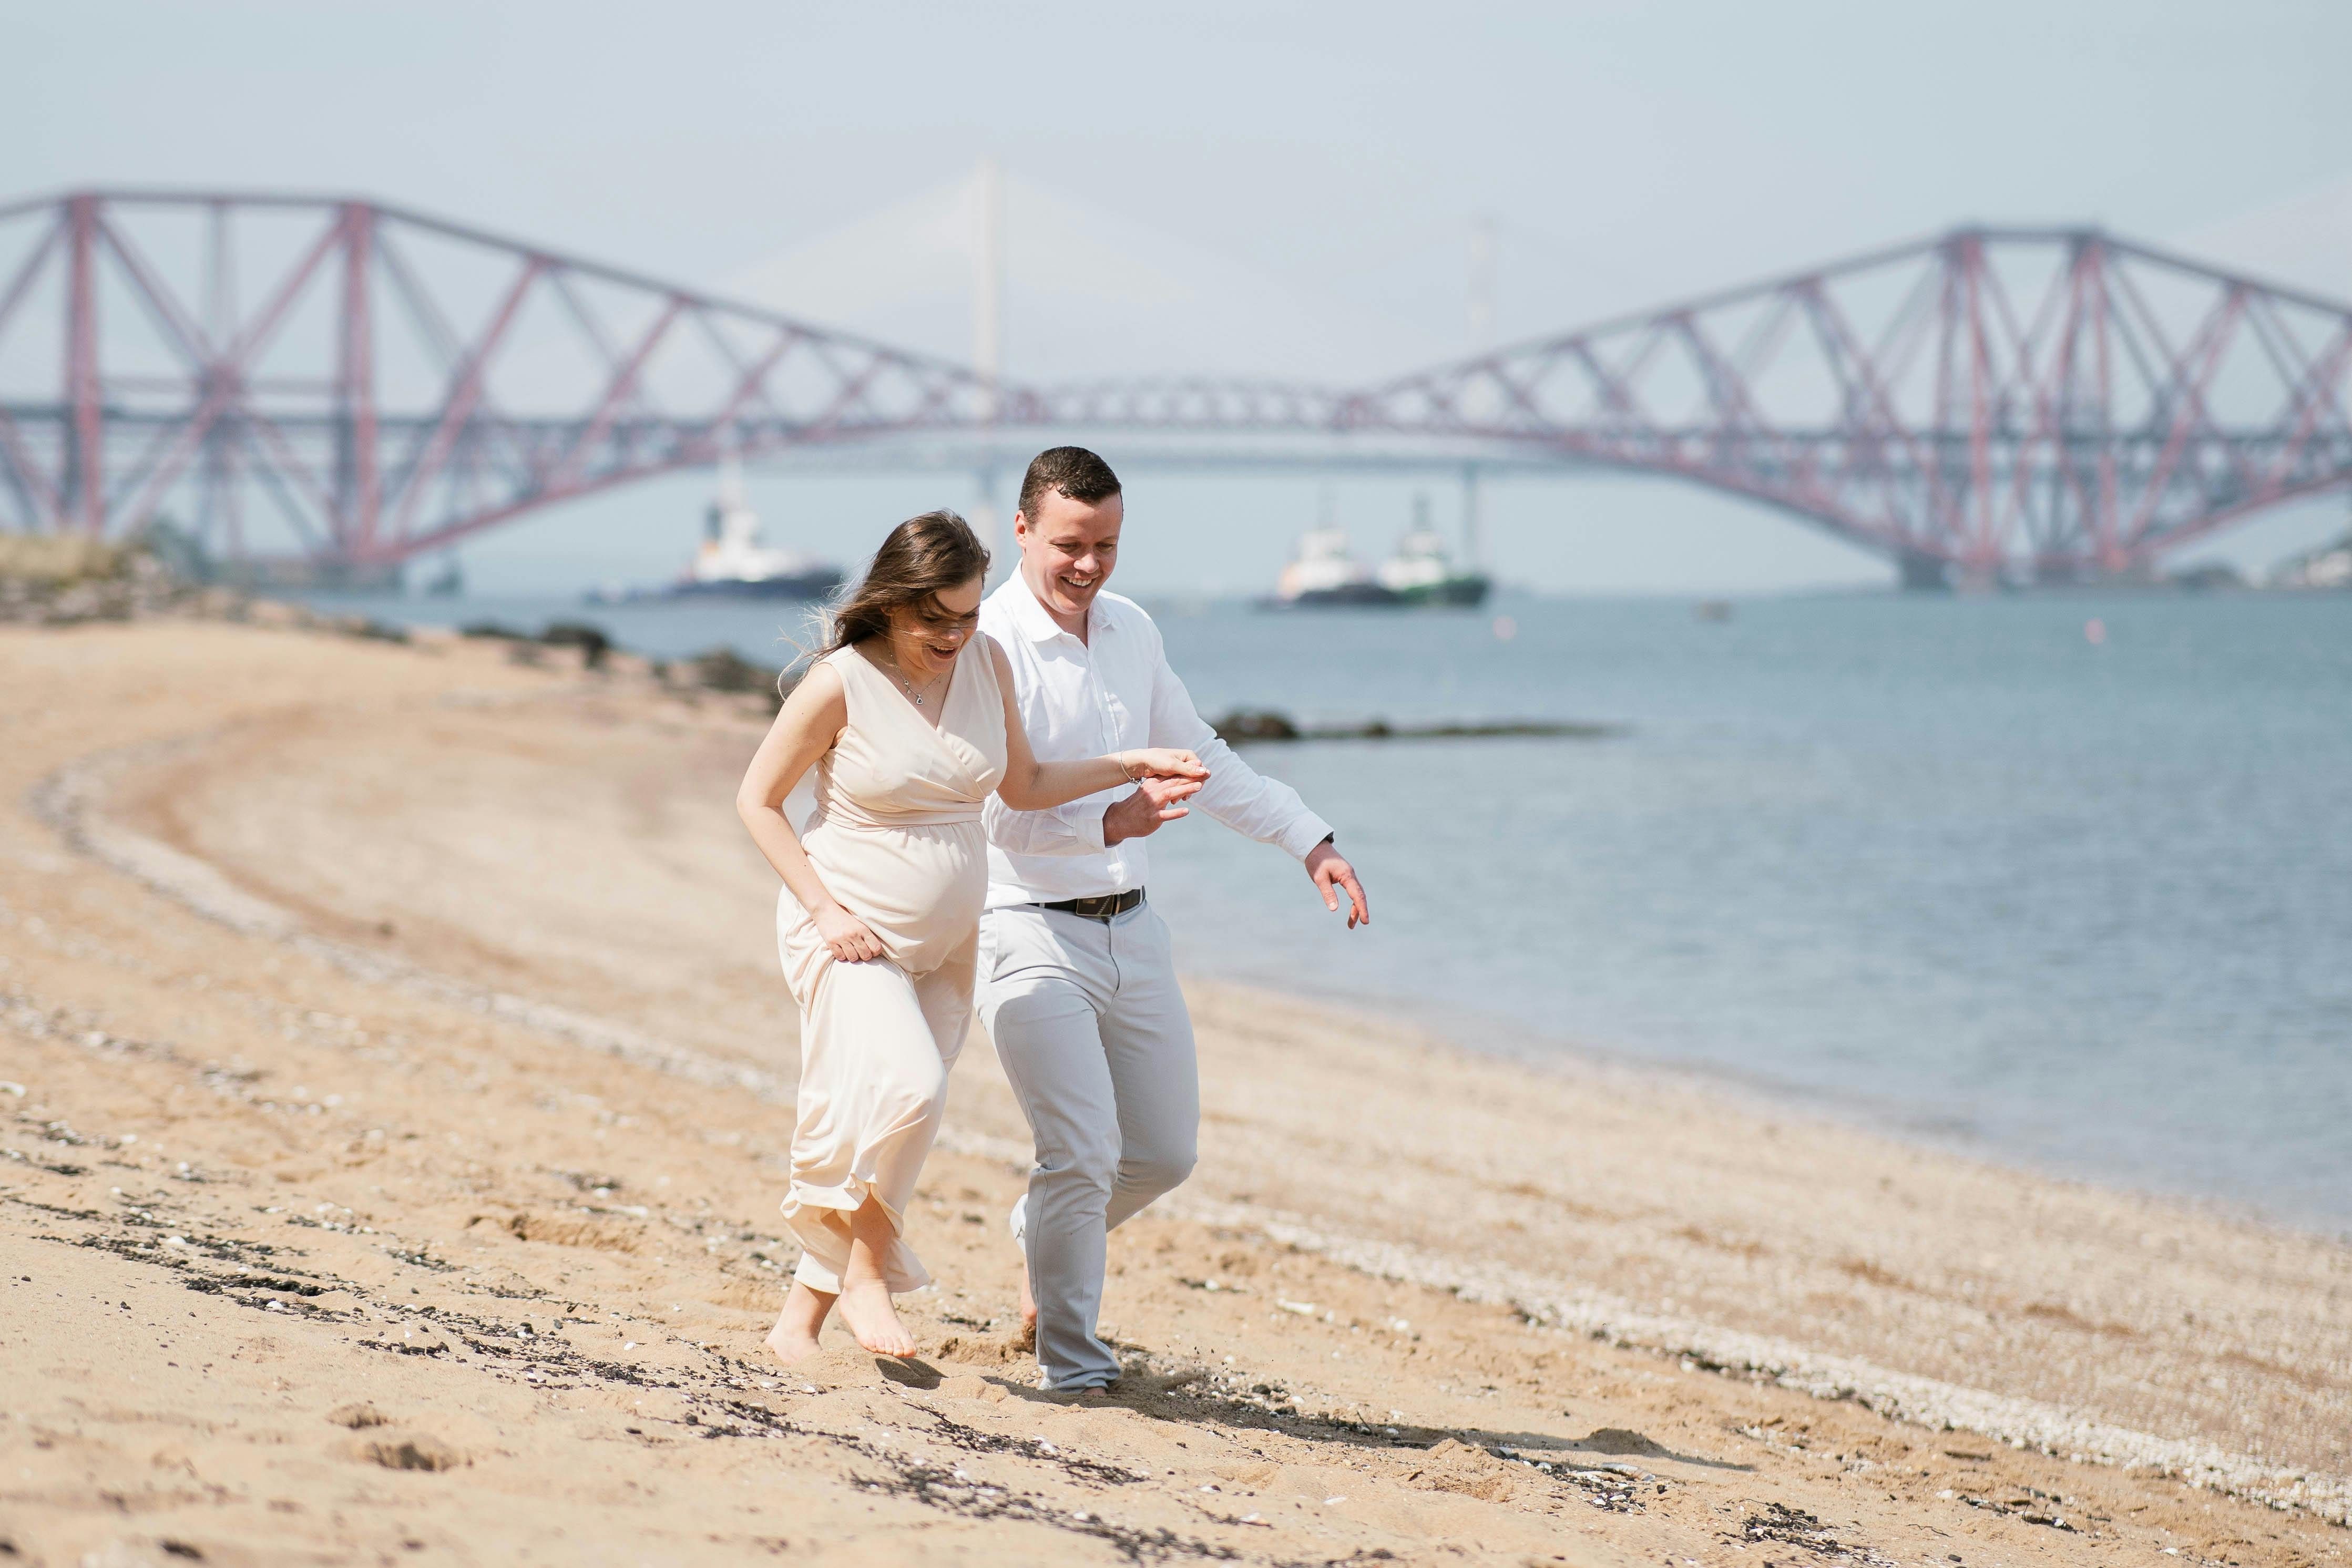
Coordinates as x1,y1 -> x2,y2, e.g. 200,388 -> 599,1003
976,901 -> 1199,1389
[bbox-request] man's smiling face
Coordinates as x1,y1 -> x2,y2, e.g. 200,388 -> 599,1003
1014,488 -> 1122,629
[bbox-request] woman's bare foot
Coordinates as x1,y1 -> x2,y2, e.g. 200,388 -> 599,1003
764,1280 -> 833,1366
835,1279 -> 917,1357
765,1321 -> 824,1364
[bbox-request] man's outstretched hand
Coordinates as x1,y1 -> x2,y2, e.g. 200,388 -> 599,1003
1305,840 -> 1369,929
1102,774 -> 1203,847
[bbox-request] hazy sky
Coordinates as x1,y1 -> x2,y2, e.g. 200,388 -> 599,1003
12,1 -> 2352,593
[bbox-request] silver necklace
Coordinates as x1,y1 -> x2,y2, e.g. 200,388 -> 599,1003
883,651 -> 944,708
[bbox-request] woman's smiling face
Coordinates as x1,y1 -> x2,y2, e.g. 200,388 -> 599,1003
887,573 -> 984,681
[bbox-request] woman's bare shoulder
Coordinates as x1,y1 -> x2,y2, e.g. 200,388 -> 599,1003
780,657 -> 847,724
797,653 -> 846,693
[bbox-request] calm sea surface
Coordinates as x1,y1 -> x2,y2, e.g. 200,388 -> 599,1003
306,589 -> 2352,1231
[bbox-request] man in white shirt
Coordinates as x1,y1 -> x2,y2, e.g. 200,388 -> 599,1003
977,446 -> 1369,1391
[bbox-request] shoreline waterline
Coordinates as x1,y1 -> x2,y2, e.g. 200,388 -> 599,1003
292,586 -> 2352,1235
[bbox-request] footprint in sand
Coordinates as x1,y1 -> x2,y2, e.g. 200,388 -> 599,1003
350,1433 -> 467,1472
1572,1426 -> 1669,1457
936,1374 -> 1009,1403
327,1402 -> 468,1471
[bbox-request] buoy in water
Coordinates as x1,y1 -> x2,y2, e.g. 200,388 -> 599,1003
2084,618 -> 2107,645
1492,614 -> 1518,642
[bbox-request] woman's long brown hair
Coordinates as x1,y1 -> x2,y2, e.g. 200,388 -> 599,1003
823,509 -> 991,654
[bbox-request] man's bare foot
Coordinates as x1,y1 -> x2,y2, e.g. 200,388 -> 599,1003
1012,1266 -> 1038,1352
764,1280 -> 834,1366
835,1279 -> 917,1357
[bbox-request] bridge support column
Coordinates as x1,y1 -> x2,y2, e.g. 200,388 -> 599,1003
335,202 -> 380,560
1460,463 -> 1484,565
64,194 -> 103,535
973,466 -> 1005,585
1897,549 -> 1952,592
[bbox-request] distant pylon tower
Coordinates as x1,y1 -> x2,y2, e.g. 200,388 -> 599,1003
1461,214 -> 1499,566
972,156 -> 1007,573
1467,214 -> 1497,349
973,156 -> 1004,419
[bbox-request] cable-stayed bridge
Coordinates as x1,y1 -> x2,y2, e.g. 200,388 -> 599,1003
2,188 -> 2348,587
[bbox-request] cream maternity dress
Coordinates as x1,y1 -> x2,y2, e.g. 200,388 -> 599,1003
775,641 -> 1008,1295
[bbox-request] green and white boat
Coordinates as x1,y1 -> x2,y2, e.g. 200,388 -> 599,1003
1376,502 -> 1490,607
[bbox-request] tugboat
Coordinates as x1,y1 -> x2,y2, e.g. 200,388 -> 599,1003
671,458 -> 844,600
1375,495 -> 1490,607
1273,525 -> 1397,607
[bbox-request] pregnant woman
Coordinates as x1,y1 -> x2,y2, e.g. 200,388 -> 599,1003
735,510 -> 1205,1364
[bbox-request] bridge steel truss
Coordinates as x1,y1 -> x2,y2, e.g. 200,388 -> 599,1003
1329,227 -> 2352,583
2,189 -> 2348,583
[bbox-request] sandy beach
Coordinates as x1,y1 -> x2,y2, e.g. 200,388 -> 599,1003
3,613 -> 2348,1567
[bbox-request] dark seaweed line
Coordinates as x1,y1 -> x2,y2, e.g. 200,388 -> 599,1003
697,1399 -> 1237,1565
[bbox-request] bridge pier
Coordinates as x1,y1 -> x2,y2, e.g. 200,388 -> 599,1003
973,465 -> 1006,584
1460,464 -> 1484,565
211,554 -> 404,594
2029,555 -> 2089,589
1897,550 -> 1952,592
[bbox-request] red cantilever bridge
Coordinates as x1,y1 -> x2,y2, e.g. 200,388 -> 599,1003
2,188 -> 2348,586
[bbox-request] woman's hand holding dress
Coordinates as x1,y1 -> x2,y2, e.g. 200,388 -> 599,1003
812,902 -> 886,964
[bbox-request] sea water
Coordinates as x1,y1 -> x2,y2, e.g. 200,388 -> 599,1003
308,589 -> 2352,1229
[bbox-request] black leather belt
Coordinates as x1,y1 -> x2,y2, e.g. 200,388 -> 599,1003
1035,888 -> 1144,920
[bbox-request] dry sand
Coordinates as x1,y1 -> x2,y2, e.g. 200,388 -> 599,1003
2,616 -> 2347,1568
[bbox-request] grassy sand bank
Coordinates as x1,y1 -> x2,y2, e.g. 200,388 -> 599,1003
1,618 -> 2346,1567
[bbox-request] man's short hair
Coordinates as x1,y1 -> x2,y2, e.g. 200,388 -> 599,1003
1018,446 -> 1121,520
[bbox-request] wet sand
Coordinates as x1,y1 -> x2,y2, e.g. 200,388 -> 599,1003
2,617 -> 2346,1567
